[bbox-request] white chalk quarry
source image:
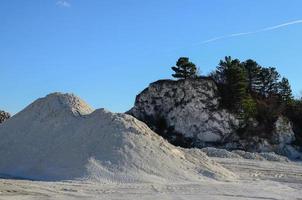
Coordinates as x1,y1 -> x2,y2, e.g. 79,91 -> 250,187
0,93 -> 235,182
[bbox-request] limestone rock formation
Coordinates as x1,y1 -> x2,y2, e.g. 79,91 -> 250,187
128,78 -> 301,159
269,116 -> 301,159
272,116 -> 295,145
128,78 -> 239,146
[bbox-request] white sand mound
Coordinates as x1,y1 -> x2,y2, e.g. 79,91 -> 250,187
0,93 -> 235,183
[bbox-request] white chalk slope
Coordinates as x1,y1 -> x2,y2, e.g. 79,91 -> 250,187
0,93 -> 235,182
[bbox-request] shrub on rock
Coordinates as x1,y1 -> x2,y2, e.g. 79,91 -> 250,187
0,110 -> 10,124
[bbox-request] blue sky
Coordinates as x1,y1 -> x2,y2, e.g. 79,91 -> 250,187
1,0 -> 302,114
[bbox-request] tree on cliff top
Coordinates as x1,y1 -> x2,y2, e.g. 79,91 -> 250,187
242,59 -> 262,93
211,56 -> 249,111
171,57 -> 198,79
258,67 -> 280,97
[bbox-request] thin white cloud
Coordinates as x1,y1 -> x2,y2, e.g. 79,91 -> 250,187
198,19 -> 302,45
56,0 -> 71,8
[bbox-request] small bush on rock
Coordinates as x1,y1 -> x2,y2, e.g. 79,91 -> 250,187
0,110 -> 10,124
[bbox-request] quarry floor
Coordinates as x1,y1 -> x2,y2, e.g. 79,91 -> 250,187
0,158 -> 301,200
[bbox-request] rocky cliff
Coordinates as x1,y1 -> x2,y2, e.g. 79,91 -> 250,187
128,78 -> 239,146
128,78 -> 301,159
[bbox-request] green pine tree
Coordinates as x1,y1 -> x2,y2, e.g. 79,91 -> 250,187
241,94 -> 257,119
226,63 -> 248,111
242,59 -> 262,93
212,56 -> 248,111
259,67 -> 280,97
171,57 -> 198,79
278,77 -> 293,104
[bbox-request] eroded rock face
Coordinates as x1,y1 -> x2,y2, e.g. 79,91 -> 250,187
128,78 -> 239,146
271,116 -> 301,159
272,116 -> 295,145
235,116 -> 301,159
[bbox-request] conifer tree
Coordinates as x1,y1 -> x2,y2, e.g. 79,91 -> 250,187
278,77 -> 293,104
211,56 -> 233,84
242,59 -> 262,93
212,56 -> 248,111
226,62 -> 248,110
259,67 -> 280,97
171,57 -> 197,79
241,94 -> 257,119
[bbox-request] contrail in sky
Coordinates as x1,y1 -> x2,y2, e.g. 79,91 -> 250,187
197,19 -> 302,45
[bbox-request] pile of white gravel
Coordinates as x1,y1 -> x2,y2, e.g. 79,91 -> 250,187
259,152 -> 290,162
201,147 -> 290,162
0,93 -> 236,183
201,147 -> 242,159
232,150 -> 265,161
